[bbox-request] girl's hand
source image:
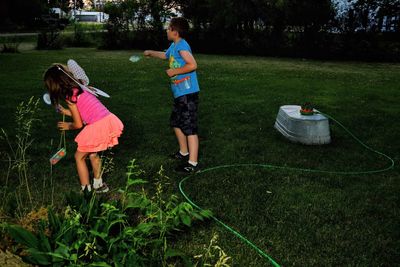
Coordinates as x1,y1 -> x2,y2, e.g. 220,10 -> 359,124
166,68 -> 176,77
57,105 -> 72,116
57,122 -> 71,131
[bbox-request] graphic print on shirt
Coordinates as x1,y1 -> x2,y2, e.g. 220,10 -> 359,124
169,56 -> 181,69
169,54 -> 191,91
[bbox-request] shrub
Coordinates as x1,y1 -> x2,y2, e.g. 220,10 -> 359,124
63,23 -> 100,48
0,37 -> 21,53
36,16 -> 64,50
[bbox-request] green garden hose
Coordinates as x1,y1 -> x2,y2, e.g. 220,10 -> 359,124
178,111 -> 395,267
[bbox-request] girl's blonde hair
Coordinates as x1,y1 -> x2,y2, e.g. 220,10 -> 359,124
43,64 -> 82,105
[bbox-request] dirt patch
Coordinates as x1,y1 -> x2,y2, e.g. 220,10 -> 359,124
0,250 -> 31,267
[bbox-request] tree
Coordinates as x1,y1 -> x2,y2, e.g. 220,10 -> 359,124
48,0 -> 70,12
285,0 -> 335,33
0,0 -> 49,31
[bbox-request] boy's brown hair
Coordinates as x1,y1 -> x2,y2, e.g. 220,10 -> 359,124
169,17 -> 189,39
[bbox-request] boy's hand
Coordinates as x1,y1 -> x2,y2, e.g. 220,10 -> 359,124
166,68 -> 177,77
143,50 -> 167,60
143,50 -> 151,57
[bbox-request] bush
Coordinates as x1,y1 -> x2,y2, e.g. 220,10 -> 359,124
63,23 -> 101,48
0,36 -> 22,53
36,16 -> 65,50
37,32 -> 63,50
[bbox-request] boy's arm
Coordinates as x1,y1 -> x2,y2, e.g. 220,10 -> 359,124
144,50 -> 167,60
166,51 -> 197,77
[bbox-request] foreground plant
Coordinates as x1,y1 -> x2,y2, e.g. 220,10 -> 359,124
194,233 -> 232,267
0,97 -> 40,216
6,159 -> 213,266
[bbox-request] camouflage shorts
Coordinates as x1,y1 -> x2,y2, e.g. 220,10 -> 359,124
170,93 -> 199,136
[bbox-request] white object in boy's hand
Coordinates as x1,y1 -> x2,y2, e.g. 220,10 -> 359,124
129,55 -> 141,63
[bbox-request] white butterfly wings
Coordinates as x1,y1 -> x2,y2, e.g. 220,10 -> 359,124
67,59 -> 89,85
66,59 -> 110,98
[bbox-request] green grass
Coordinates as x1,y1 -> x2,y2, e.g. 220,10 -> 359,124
0,48 -> 399,266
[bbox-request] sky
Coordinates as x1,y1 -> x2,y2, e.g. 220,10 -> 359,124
332,0 -> 357,15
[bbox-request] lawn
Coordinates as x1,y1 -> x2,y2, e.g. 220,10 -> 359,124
0,48 -> 399,266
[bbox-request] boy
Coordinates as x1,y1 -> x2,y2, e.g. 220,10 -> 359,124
144,17 -> 200,173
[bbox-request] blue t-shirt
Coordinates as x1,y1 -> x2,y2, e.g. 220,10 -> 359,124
165,39 -> 200,98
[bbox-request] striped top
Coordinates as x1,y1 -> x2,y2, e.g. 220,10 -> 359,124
72,88 -> 110,125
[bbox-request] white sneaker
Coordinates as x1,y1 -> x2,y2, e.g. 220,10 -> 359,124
94,183 -> 109,193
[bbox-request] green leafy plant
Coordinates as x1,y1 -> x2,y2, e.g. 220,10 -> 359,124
6,159 -> 213,266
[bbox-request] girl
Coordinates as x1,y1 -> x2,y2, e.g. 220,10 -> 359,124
44,63 -> 124,193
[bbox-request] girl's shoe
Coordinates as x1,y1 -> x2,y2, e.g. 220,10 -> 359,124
94,183 -> 109,193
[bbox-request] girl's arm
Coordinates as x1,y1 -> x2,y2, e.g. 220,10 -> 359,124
57,101 -> 83,130
166,51 -> 197,77
143,50 -> 167,60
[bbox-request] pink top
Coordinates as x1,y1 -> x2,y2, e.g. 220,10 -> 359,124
72,88 -> 110,125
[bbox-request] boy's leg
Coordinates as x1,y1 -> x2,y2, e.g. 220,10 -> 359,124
187,134 -> 198,162
174,127 -> 189,154
174,93 -> 199,172
75,150 -> 91,188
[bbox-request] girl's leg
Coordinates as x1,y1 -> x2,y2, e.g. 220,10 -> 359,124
89,152 -> 108,192
89,153 -> 101,179
75,150 -> 91,186
174,127 -> 189,154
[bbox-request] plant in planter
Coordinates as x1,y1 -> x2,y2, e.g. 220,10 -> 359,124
300,102 -> 315,115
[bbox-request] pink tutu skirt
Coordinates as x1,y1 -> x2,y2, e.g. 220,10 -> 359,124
75,113 -> 124,152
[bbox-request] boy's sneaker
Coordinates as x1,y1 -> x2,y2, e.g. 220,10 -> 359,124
175,162 -> 200,173
94,183 -> 109,193
170,151 -> 189,161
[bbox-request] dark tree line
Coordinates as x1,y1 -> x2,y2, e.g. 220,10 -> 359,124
1,0 -> 399,60
175,0 -> 399,59
101,0 -> 399,60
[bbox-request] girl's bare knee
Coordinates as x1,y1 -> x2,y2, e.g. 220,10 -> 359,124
75,151 -> 88,161
89,153 -> 99,161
